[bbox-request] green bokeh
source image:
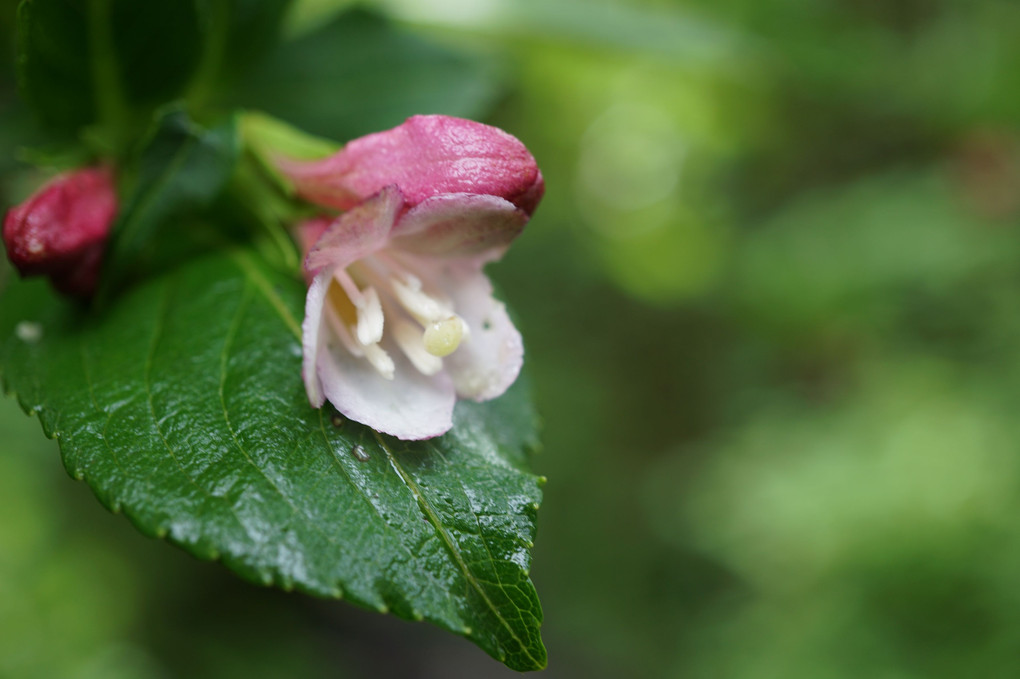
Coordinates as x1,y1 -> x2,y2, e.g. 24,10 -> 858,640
5,0 -> 1020,676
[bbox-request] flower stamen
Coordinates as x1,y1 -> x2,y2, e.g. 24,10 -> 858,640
333,269 -> 384,346
352,255 -> 470,364
361,341 -> 396,379
389,274 -> 468,356
327,270 -> 394,379
392,317 -> 444,375
423,318 -> 465,357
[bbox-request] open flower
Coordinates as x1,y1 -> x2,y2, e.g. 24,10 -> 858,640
280,116 -> 543,440
2,167 -> 117,297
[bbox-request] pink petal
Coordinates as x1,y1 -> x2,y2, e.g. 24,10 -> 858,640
390,194 -> 528,264
293,216 -> 332,283
278,115 -> 543,215
405,256 -> 523,401
317,336 -> 456,440
304,186 -> 405,273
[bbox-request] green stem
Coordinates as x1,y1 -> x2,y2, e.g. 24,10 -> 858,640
88,0 -> 130,151
187,0 -> 231,111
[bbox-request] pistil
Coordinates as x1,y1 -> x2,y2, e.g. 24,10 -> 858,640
423,318 -> 464,357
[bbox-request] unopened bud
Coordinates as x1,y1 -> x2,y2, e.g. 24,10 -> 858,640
2,167 -> 117,297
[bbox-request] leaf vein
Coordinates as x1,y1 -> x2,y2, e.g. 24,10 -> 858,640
144,273 -> 251,540
218,281 -> 345,550
78,340 -> 130,486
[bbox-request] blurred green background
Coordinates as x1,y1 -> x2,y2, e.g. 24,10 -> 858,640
4,0 -> 1020,676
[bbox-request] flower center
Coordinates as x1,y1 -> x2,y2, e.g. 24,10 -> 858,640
325,254 -> 468,380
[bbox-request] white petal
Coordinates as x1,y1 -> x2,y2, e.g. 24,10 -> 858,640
404,257 -> 523,401
317,336 -> 456,440
301,267 -> 334,408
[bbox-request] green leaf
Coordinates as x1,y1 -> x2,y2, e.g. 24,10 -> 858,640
228,8 -> 505,140
101,108 -> 240,291
15,0 -> 290,140
16,0 -> 96,132
187,0 -> 295,109
196,0 -> 293,82
0,249 -> 547,671
16,0 -> 205,136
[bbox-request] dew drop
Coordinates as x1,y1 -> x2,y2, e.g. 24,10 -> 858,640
352,444 -> 370,462
331,413 -> 345,428
15,321 -> 42,343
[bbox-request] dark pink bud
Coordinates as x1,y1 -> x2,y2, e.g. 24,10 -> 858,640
3,167 -> 117,297
277,115 -> 544,216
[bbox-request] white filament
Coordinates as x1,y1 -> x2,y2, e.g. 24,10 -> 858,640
328,256 -> 470,379
393,317 -> 444,375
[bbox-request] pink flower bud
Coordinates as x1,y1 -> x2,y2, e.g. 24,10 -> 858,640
277,115 -> 544,217
286,116 -> 545,439
3,167 -> 117,297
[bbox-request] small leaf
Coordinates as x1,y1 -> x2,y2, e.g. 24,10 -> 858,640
16,0 -> 96,132
0,248 -> 546,671
228,8 -> 505,140
101,107 -> 240,290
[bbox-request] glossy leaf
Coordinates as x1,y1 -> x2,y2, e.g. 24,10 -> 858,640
229,8 -> 505,140
0,250 -> 546,671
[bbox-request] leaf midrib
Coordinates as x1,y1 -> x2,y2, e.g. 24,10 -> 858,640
375,432 -> 543,668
